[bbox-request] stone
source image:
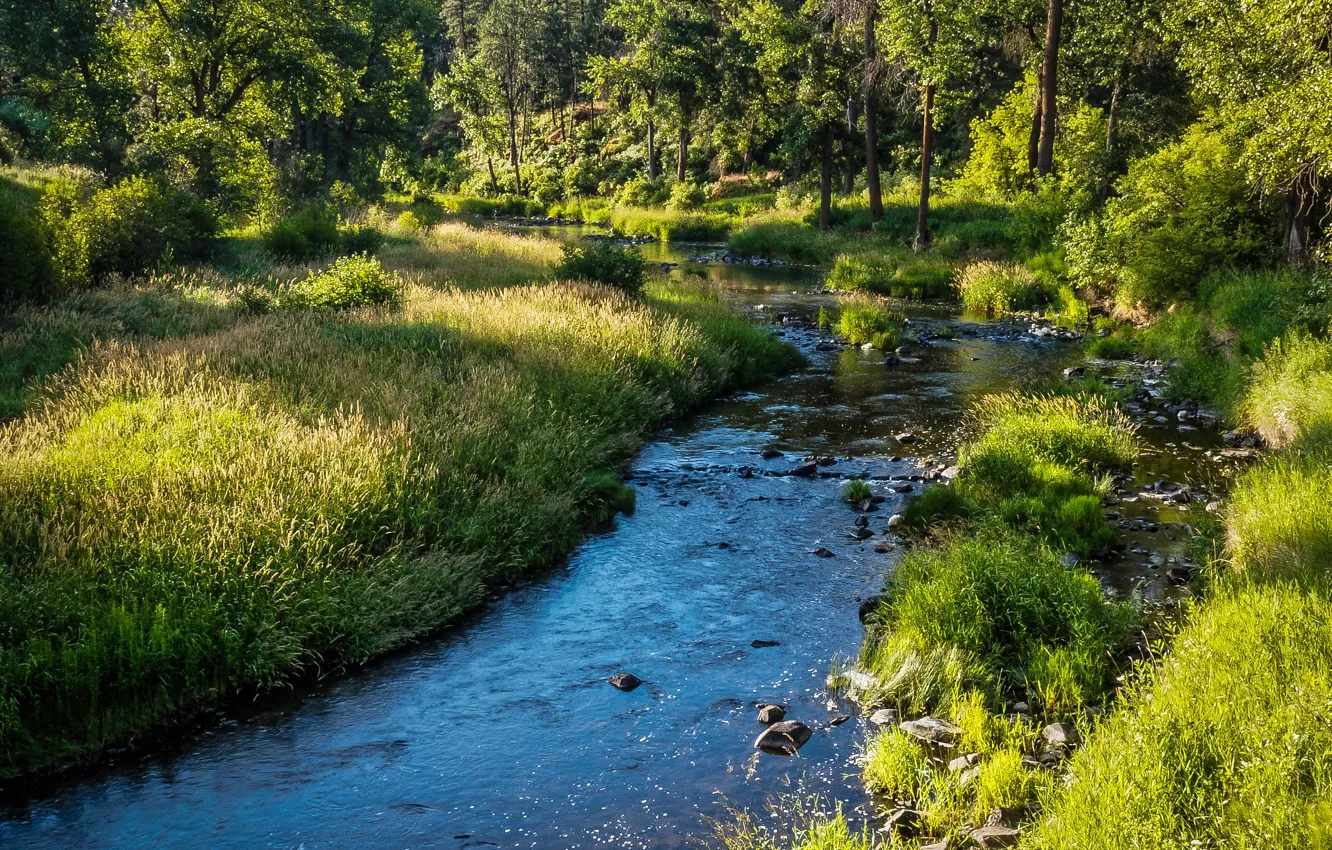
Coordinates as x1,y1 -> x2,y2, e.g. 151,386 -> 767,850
817,456 -> 838,467
760,448 -> 784,460
828,714 -> 850,726
920,842 -> 950,850
856,498 -> 879,513
751,640 -> 781,648
948,753 -> 981,772
896,432 -> 918,445
970,826 -> 1021,849
984,807 -> 1026,828
813,547 -> 836,558
1062,366 -> 1085,380
1167,565 -> 1194,585
887,514 -> 905,529
941,466 -> 962,479
884,808 -> 922,837
855,515 -> 870,528
858,595 -> 889,623
757,704 -> 786,724
1205,500 -> 1223,513
792,462 -> 819,477
900,716 -> 961,746
869,708 -> 899,726
609,673 -> 642,691
893,483 -> 913,493
873,541 -> 895,554
753,720 -> 813,755
1041,722 -> 1079,747
850,527 -> 874,541
861,342 -> 876,351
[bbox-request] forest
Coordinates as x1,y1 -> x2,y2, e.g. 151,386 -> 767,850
1,0 -> 1331,847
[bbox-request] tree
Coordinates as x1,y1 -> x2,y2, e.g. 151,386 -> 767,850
1034,0 -> 1062,177
433,54 -> 510,193
878,0 -> 984,248
1164,0 -> 1332,264
479,0 -> 543,194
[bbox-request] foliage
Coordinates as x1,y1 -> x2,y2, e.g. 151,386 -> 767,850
554,240 -> 647,293
263,204 -> 341,259
1063,125 -> 1275,307
843,479 -> 872,503
282,254 -> 403,310
611,206 -> 733,242
1241,331 -> 1332,450
828,250 -> 957,300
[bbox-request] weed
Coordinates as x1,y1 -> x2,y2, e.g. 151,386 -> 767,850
844,479 -> 872,503
834,297 -> 904,347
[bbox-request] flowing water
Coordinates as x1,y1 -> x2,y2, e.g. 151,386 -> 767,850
0,230 -> 1237,849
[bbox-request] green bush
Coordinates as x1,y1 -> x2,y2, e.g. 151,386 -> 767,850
1029,586 -> 1332,849
1063,124 -> 1276,307
727,218 -> 839,264
554,240 -> 646,293
667,180 -> 707,211
43,176 -> 216,287
957,261 -> 1054,315
827,250 -> 957,299
263,204 -> 340,259
282,254 -> 403,310
0,176 -> 54,303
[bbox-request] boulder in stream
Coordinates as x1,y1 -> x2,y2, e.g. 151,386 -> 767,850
609,673 -> 642,691
757,704 -> 786,724
753,720 -> 813,754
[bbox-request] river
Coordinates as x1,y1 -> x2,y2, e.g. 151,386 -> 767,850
0,229 -> 1232,849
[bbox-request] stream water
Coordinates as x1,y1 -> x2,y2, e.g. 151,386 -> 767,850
0,231 -> 1237,849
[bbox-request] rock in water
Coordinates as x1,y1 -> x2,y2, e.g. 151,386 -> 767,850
751,639 -> 781,648
887,514 -> 905,529
753,720 -> 813,754
855,498 -> 879,513
858,595 -> 889,623
869,708 -> 899,726
760,448 -> 784,459
900,716 -> 962,746
757,704 -> 786,724
896,432 -> 918,444
608,672 -> 642,691
791,462 -> 818,478
812,547 -> 836,558
884,808 -> 922,837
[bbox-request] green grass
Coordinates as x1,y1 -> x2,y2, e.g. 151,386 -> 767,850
1241,330 -> 1332,450
860,529 -> 1134,718
957,261 -> 1054,316
1225,445 -> 1332,585
827,250 -> 957,300
610,206 -> 735,242
834,297 -> 905,349
1027,584 -> 1332,849
0,223 -> 798,779
844,479 -> 872,503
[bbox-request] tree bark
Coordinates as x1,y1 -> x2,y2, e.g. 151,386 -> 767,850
819,124 -> 834,231
863,3 -> 883,221
1100,72 -> 1123,203
916,83 -> 935,251
1027,69 -> 1042,180
1036,0 -> 1062,177
487,157 -> 499,194
508,104 -> 522,194
647,118 -> 657,180
676,116 -> 689,182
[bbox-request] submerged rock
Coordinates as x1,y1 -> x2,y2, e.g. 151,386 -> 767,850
792,461 -> 819,478
753,720 -> 812,754
760,448 -> 784,459
812,547 -> 836,558
609,673 -> 642,691
751,639 -> 781,648
855,498 -> 879,513
896,432 -> 918,445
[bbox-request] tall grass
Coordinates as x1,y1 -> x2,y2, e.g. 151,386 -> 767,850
610,206 -> 734,242
1241,330 -> 1332,449
1027,585 -> 1332,849
957,261 -> 1053,316
827,250 -> 957,299
0,228 -> 797,777
834,296 -> 905,348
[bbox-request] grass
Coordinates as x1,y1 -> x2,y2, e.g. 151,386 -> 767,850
1224,446 -> 1332,585
1241,330 -> 1332,449
0,221 -> 799,778
834,296 -> 905,349
610,206 -> 735,242
827,250 -> 957,300
957,261 -> 1053,316
844,479 -> 873,503
1027,584 -> 1332,849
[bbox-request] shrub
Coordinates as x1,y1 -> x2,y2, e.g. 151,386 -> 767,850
43,175 -> 216,287
340,224 -> 384,255
263,204 -> 340,259
902,483 -> 970,530
1028,586 -> 1332,849
667,180 -> 707,211
957,261 -> 1052,315
282,254 -> 403,310
0,174 -> 54,302
834,296 -> 904,347
1063,124 -> 1275,307
554,240 -> 647,293
828,250 -> 957,299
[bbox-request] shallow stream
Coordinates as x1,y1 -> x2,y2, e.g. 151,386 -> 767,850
0,231 -> 1238,849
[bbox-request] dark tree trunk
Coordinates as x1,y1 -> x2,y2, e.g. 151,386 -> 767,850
647,118 -> 657,180
487,157 -> 499,194
1288,171 -> 1317,266
863,3 -> 883,221
676,117 -> 689,182
1028,69 -> 1043,180
916,84 -> 935,251
819,124 -> 834,231
508,105 -> 522,194
844,145 -> 856,194
1100,73 -> 1123,203
1036,0 -> 1063,177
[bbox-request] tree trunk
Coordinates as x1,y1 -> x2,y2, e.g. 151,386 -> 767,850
647,119 -> 657,180
844,146 -> 856,194
819,124 -> 834,231
916,84 -> 935,251
508,105 -> 522,194
1027,69 -> 1043,180
1288,171 -> 1317,266
487,157 -> 499,194
1036,0 -> 1063,177
676,117 -> 689,182
863,3 -> 883,221
1100,73 -> 1123,203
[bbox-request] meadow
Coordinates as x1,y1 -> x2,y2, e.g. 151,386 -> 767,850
0,218 -> 799,778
